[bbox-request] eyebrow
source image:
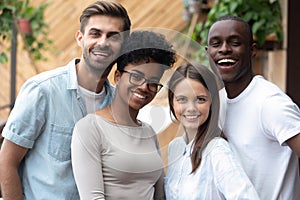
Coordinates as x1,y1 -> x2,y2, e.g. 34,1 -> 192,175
210,34 -> 242,40
89,28 -> 121,35
130,69 -> 160,81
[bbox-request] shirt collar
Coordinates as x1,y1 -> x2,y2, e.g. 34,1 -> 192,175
67,58 -> 80,90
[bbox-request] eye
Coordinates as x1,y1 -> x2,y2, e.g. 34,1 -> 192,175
147,83 -> 160,92
209,39 -> 221,47
230,40 -> 241,46
108,33 -> 122,42
89,30 -> 100,38
147,79 -> 160,85
131,73 -> 144,82
175,96 -> 187,103
196,96 -> 207,103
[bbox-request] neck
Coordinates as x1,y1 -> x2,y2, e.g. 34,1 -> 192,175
76,62 -> 110,93
225,73 -> 254,99
184,127 -> 197,143
108,102 -> 140,127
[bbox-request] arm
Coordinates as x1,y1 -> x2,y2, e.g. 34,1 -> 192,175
154,168 -> 166,200
0,80 -> 46,199
286,133 -> 300,157
211,138 -> 260,200
71,119 -> 105,200
0,139 -> 28,200
153,135 -> 166,200
261,95 -> 300,157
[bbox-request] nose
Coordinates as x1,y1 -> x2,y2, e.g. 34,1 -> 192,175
186,100 -> 197,112
139,82 -> 149,91
97,35 -> 109,47
219,42 -> 231,53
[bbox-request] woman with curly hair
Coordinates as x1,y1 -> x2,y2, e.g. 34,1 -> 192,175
71,30 -> 176,200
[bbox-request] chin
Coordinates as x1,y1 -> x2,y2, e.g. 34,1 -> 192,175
183,123 -> 199,130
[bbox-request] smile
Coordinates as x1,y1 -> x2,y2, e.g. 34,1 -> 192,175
217,58 -> 236,66
183,115 -> 200,120
133,92 -> 146,99
92,51 -> 110,57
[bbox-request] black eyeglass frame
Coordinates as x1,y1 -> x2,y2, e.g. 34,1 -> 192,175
119,70 -> 163,93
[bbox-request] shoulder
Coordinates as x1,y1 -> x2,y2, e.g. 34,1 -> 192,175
169,136 -> 185,148
72,114 -> 107,151
18,68 -> 69,99
167,136 -> 186,163
204,138 -> 242,171
75,114 -> 98,130
74,113 -> 110,134
203,137 -> 231,157
29,66 -> 68,84
250,76 -> 299,116
73,114 -> 106,143
254,77 -> 300,133
206,137 -> 228,149
168,136 -> 186,155
254,75 -> 289,99
25,59 -> 77,89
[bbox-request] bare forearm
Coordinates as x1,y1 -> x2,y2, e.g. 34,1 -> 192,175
286,133 -> 300,157
0,168 -> 24,200
0,139 -> 28,200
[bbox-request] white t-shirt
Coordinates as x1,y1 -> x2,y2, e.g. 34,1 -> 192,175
218,87 -> 227,129
224,75 -> 300,200
79,85 -> 106,113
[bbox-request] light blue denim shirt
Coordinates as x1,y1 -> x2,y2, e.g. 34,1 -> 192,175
165,136 -> 260,200
2,59 -> 115,200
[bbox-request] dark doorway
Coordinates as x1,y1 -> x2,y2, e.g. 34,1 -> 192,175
286,0 -> 300,106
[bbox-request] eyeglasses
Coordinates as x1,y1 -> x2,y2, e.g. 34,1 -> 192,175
120,70 -> 163,93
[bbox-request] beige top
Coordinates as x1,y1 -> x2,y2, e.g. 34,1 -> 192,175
71,114 -> 165,200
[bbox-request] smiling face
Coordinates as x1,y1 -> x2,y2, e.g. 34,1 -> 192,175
114,59 -> 164,113
206,19 -> 256,85
173,78 -> 211,134
76,15 -> 124,72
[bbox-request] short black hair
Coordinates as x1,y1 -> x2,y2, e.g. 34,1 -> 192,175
214,15 -> 253,45
116,30 -> 176,71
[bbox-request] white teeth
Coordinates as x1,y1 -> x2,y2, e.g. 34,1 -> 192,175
93,51 -> 109,57
133,93 -> 145,99
217,58 -> 236,64
184,115 -> 199,119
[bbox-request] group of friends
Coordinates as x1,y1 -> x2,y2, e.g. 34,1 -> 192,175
0,1 -> 299,200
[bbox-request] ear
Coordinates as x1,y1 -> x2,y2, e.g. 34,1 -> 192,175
114,70 -> 122,85
250,42 -> 257,58
75,30 -> 83,47
205,46 -> 208,51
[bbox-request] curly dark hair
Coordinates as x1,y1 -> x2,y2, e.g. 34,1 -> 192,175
116,30 -> 176,71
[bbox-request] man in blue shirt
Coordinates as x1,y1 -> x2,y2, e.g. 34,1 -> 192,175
0,1 -> 131,199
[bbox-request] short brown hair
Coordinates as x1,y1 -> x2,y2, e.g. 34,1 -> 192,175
79,1 -> 131,34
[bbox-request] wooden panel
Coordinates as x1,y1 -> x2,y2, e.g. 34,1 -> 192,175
0,0 -> 187,120
157,122 -> 184,171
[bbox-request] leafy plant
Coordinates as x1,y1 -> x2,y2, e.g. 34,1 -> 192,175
191,0 -> 283,62
0,0 -> 52,63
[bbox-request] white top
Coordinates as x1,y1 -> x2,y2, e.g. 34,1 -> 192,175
79,85 -> 106,114
71,114 -> 165,200
165,136 -> 260,200
218,87 -> 227,129
224,75 -> 300,200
